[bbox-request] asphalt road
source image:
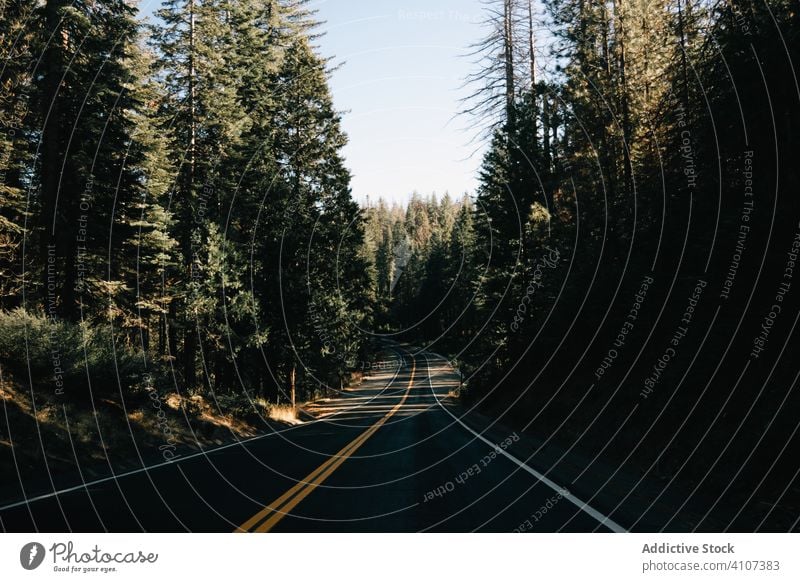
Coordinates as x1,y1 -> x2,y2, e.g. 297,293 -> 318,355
0,349 -> 621,532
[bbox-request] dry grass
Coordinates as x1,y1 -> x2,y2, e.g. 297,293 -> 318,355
0,360 -> 376,502
268,404 -> 301,425
0,378 -> 300,499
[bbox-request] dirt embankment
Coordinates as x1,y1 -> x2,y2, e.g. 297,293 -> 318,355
0,373 -> 294,504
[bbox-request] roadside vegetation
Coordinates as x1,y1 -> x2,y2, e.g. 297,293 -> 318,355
359,0 -> 800,530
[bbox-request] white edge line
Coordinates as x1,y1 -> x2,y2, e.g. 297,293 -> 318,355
0,428 -> 283,513
425,351 -> 627,533
0,353 -> 407,514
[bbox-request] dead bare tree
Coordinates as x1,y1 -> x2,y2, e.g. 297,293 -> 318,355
460,0 -> 522,141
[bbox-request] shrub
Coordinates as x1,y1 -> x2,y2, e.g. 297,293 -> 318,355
0,308 -> 143,398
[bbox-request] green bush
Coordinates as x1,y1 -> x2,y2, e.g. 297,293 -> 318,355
0,308 -> 143,398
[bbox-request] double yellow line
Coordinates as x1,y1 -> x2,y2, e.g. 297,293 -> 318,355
236,356 -> 416,533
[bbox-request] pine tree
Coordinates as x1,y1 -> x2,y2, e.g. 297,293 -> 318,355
0,0 -> 37,309
30,1 -> 162,322
153,0 -> 248,389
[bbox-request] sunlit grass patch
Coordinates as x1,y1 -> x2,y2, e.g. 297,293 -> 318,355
268,404 -> 301,425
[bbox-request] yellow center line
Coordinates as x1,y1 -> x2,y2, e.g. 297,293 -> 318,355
235,357 -> 416,533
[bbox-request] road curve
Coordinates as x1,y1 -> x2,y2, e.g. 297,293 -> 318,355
0,349 -> 621,532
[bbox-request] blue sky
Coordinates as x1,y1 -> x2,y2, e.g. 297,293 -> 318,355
140,0 -> 488,205
309,0 -> 487,205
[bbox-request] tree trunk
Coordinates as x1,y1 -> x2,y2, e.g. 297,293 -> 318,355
182,0 -> 198,390
527,0 -> 537,151
504,0 -> 516,134
290,364 -> 296,410
39,1 -> 66,317
183,323 -> 197,388
543,94 -> 551,172
168,301 -> 178,362
615,0 -> 633,195
676,0 -> 691,109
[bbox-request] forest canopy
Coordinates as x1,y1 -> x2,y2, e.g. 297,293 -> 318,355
1,0 -> 799,530
0,0 -> 373,404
